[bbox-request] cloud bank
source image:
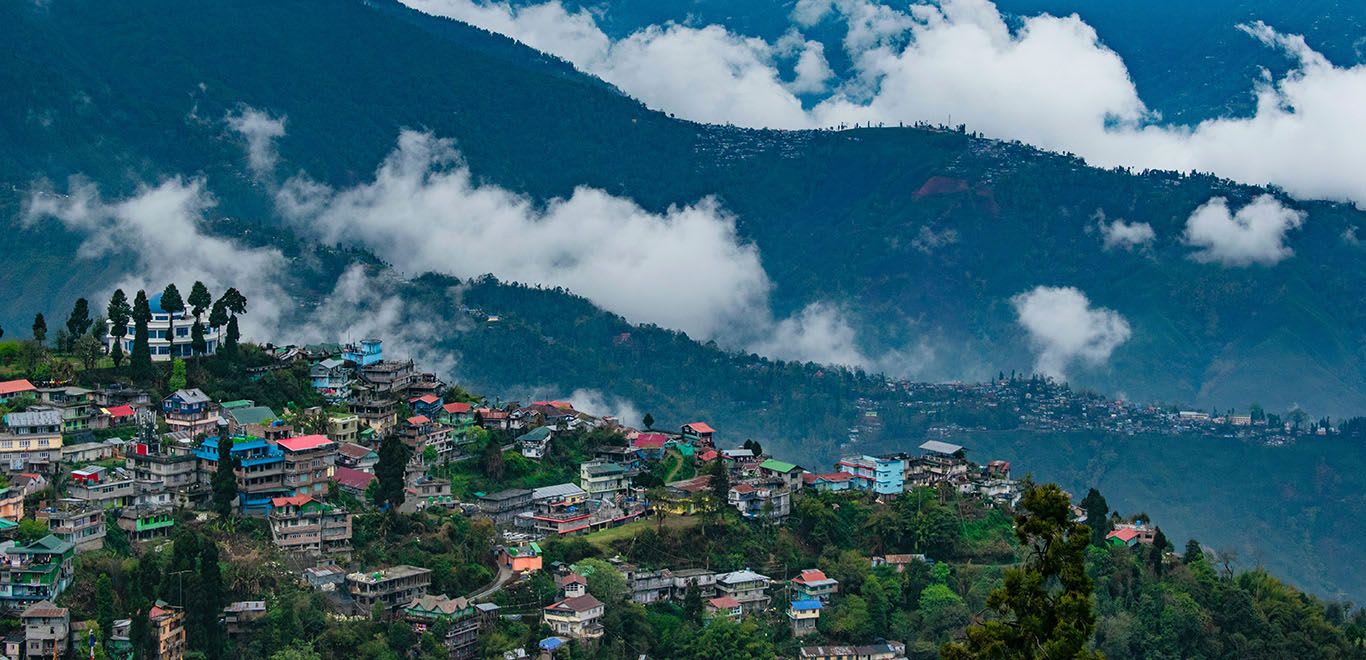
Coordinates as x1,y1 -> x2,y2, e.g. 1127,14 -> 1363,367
403,0 -> 1366,208
1100,218 -> 1156,251
1012,286 -> 1131,380
1183,195 -> 1305,266
225,108 -> 286,179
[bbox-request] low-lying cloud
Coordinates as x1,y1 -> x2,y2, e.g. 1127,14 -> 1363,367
1012,286 -> 1131,380
403,0 -> 1366,209
1100,218 -> 1156,251
1183,195 -> 1305,267
225,107 -> 286,180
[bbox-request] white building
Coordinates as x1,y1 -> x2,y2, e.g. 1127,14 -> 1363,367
106,292 -> 222,361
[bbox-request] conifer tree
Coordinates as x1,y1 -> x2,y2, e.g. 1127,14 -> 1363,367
375,432 -> 412,510
107,289 -> 132,367
66,297 -> 92,345
131,290 -> 153,379
31,313 -> 46,344
161,283 -> 185,355
211,425 -> 238,517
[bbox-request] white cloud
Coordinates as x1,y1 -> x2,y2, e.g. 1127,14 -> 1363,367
751,302 -> 870,368
402,0 -> 1366,209
1012,286 -> 1131,380
22,177 -> 290,340
1183,195 -> 1305,266
225,107 -> 286,179
276,129 -> 772,341
567,388 -> 641,425
1100,218 -> 1156,250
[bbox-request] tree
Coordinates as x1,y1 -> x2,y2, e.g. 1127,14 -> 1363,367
191,320 -> 207,357
107,290 -> 132,368
188,281 -> 212,318
131,290 -> 153,380
196,540 -> 226,659
212,427 -> 239,517
863,573 -> 889,635
66,297 -> 92,341
706,459 -> 730,511
679,617 -> 773,659
31,313 -> 46,344
1149,527 -> 1169,575
17,518 -> 49,542
96,573 -> 115,643
74,334 -> 103,371
224,315 -> 241,357
942,483 -> 1102,660
375,432 -> 412,510
642,413 -> 655,430
169,358 -> 188,391
1183,538 -> 1205,564
480,436 -> 504,480
571,558 -> 628,604
1080,487 -> 1111,546
683,580 -> 703,623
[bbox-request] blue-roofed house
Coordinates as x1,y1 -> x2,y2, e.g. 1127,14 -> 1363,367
788,599 -> 822,636
195,435 -> 287,515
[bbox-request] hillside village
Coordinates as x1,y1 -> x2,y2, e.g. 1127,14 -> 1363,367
0,285 -> 1354,660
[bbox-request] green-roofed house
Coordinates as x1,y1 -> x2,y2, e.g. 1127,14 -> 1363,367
225,405 -> 279,433
0,534 -> 75,608
219,399 -> 256,411
759,458 -> 805,494
402,594 -> 491,658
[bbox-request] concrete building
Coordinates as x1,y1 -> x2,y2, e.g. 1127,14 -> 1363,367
161,389 -> 220,437
327,415 -> 361,446
195,435 -> 286,515
715,570 -> 771,616
336,442 -> 376,472
277,435 -> 337,497
835,455 -> 905,495
403,594 -> 488,660
727,481 -> 791,520
21,600 -> 68,660
148,604 -> 187,660
0,487 -> 23,522
347,565 -> 432,614
35,386 -> 95,433
126,441 -> 202,508
67,466 -> 135,509
790,569 -> 839,602
269,495 -> 353,556
36,499 -> 105,554
788,599 -> 822,637
105,292 -> 221,361
0,410 -> 63,472
476,489 -> 533,525
542,576 -> 603,640
579,461 -> 628,500
117,505 -> 176,543
0,535 -> 75,609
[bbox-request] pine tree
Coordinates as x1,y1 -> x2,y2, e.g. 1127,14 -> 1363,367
197,540 -> 226,659
131,290 -> 153,379
375,432 -> 412,510
191,321 -> 207,357
188,281 -> 212,318
107,289 -> 132,367
224,316 -> 241,357
683,580 -> 703,623
31,313 -> 46,344
707,458 -> 730,511
1080,487 -> 1111,546
96,573 -> 115,643
66,298 -> 92,340
1149,527 -> 1169,575
643,413 -> 655,430
161,283 -> 185,357
1183,538 -> 1204,564
212,427 -> 238,517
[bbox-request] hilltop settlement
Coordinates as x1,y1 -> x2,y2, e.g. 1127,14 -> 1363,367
0,285 -> 1360,660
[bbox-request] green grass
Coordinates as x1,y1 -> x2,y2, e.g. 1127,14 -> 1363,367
583,515 -> 700,551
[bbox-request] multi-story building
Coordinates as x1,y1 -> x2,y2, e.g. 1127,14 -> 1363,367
399,416 -> 455,463
0,380 -> 37,407
406,477 -> 455,513
798,642 -> 907,660
35,386 -> 95,433
476,489 -> 533,525
0,411 -> 63,472
148,604 -> 187,660
21,600 -> 68,660
908,441 -> 969,488
790,569 -> 839,602
277,435 -> 336,497
788,600 -> 822,637
579,461 -> 628,500
0,487 -> 23,522
162,389 -> 220,437
117,506 -> 176,543
727,481 -> 791,520
328,415 -> 361,446
126,441 -> 202,508
670,568 -> 719,600
342,338 -> 384,367
222,601 -> 267,640
36,499 -> 105,554
620,565 -> 673,605
105,292 -> 221,361
0,535 -> 74,609
715,570 -> 771,616
542,576 -> 604,640
349,385 -> 397,434
67,466 -> 135,509
835,455 -> 905,495
517,426 -> 553,460
758,458 -> 805,494
309,358 -> 352,400
347,565 -> 432,614
403,595 -> 486,659
336,442 -> 378,472
706,595 -> 743,620
358,360 -> 416,396
268,495 -> 352,556
195,435 -> 286,515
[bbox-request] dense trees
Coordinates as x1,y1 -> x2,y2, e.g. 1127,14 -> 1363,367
1081,488 -> 1112,546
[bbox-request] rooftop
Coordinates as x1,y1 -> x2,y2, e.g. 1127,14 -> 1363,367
277,434 -> 334,452
919,440 -> 965,456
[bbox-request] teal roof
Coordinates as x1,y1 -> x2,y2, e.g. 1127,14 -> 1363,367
10,534 -> 74,555
759,458 -> 800,473
517,426 -> 553,442
229,406 -> 279,426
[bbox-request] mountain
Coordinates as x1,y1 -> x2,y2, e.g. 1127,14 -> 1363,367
4,0 -> 1366,600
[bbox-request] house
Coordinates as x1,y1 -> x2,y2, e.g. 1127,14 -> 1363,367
659,475 -> 712,515
985,460 -> 1010,479
631,433 -> 668,461
161,389 -> 220,437
277,434 -> 337,497
438,402 -> 474,426
347,565 -> 433,614
706,595 -> 743,621
405,477 -> 455,513
542,576 -> 604,640
403,594 -> 487,660
67,466 -> 135,509
790,569 -> 839,602
269,495 -> 352,555
835,455 -> 905,495
871,554 -> 926,572
106,292 -> 221,361
619,564 -> 674,604
349,385 -> 398,434
342,338 -> 384,367
35,386 -> 95,432
195,435 -> 287,515
517,426 -> 554,460
1106,524 -> 1156,548
222,601 -> 268,639
579,461 -> 628,500
409,394 -> 444,420
224,405 -> 278,433
303,564 -> 347,590
336,442 -> 379,472
148,604 -> 187,660
21,600 -> 69,660
798,642 -> 908,660
680,422 -> 715,446
727,482 -> 791,520
117,505 -> 176,542
0,487 -> 22,522
333,467 -> 377,497
803,472 -> 854,493
758,458 -> 805,494
358,359 -> 417,396
788,599 -> 822,637
0,410 -> 63,472
326,414 -> 361,446
475,408 -> 510,431
497,543 -> 543,574
125,441 -> 201,508
9,473 -> 47,498
95,403 -> 138,430
908,441 -> 969,487
60,440 -> 118,463
476,489 -> 534,525
310,358 -> 352,400
0,535 -> 75,608
670,568 -> 719,600
0,380 -> 37,406
715,570 -> 771,616
35,499 -> 105,554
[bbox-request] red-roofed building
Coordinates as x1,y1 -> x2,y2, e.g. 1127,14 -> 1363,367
406,415 -> 430,426
706,596 -> 742,620
149,605 -> 187,660
439,402 -> 473,426
790,569 -> 840,601
101,405 -> 137,429
803,472 -> 854,493
334,467 -> 377,496
0,379 -> 37,404
1106,523 -> 1156,547
269,494 -> 352,555
697,449 -> 719,463
632,433 -> 668,460
277,435 -> 337,497
681,422 -> 715,446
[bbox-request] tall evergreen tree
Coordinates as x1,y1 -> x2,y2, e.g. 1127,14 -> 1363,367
707,458 -> 730,511
161,283 -> 185,356
374,432 -> 412,510
1183,538 -> 1205,564
196,540 -> 226,659
31,313 -> 46,344
942,484 -> 1102,660
131,290 -> 153,379
187,281 -> 212,318
107,289 -> 132,367
224,315 -> 241,357
66,297 -> 92,340
96,573 -> 115,644
1080,487 -> 1111,546
211,425 -> 238,517
191,321 -> 207,357
1150,527 -> 1169,575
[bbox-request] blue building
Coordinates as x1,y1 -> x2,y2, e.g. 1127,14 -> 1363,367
834,455 -> 905,495
195,435 -> 287,515
343,339 -> 384,367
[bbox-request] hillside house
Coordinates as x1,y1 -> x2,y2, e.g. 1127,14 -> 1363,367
0,535 -> 75,608
680,422 -> 715,447
715,570 -> 772,616
269,495 -> 352,556
497,543 -> 543,573
790,569 -> 839,602
36,386 -> 95,432
278,434 -> 337,497
517,426 -> 554,460
310,358 -> 352,400
631,433 -> 668,461
706,596 -> 743,621
579,461 -> 628,500
162,389 -> 220,437
342,338 -> 384,367
0,410 -> 63,472
348,565 -> 432,614
727,482 -> 791,520
36,499 -> 105,554
336,442 -> 378,472
835,455 -> 905,495
21,600 -> 69,660
789,599 -> 822,637
0,380 -> 37,406
542,576 -> 604,640
758,458 -> 805,494
105,292 -> 221,360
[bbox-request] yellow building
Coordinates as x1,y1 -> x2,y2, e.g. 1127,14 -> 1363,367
149,604 -> 186,660
0,410 -> 63,471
